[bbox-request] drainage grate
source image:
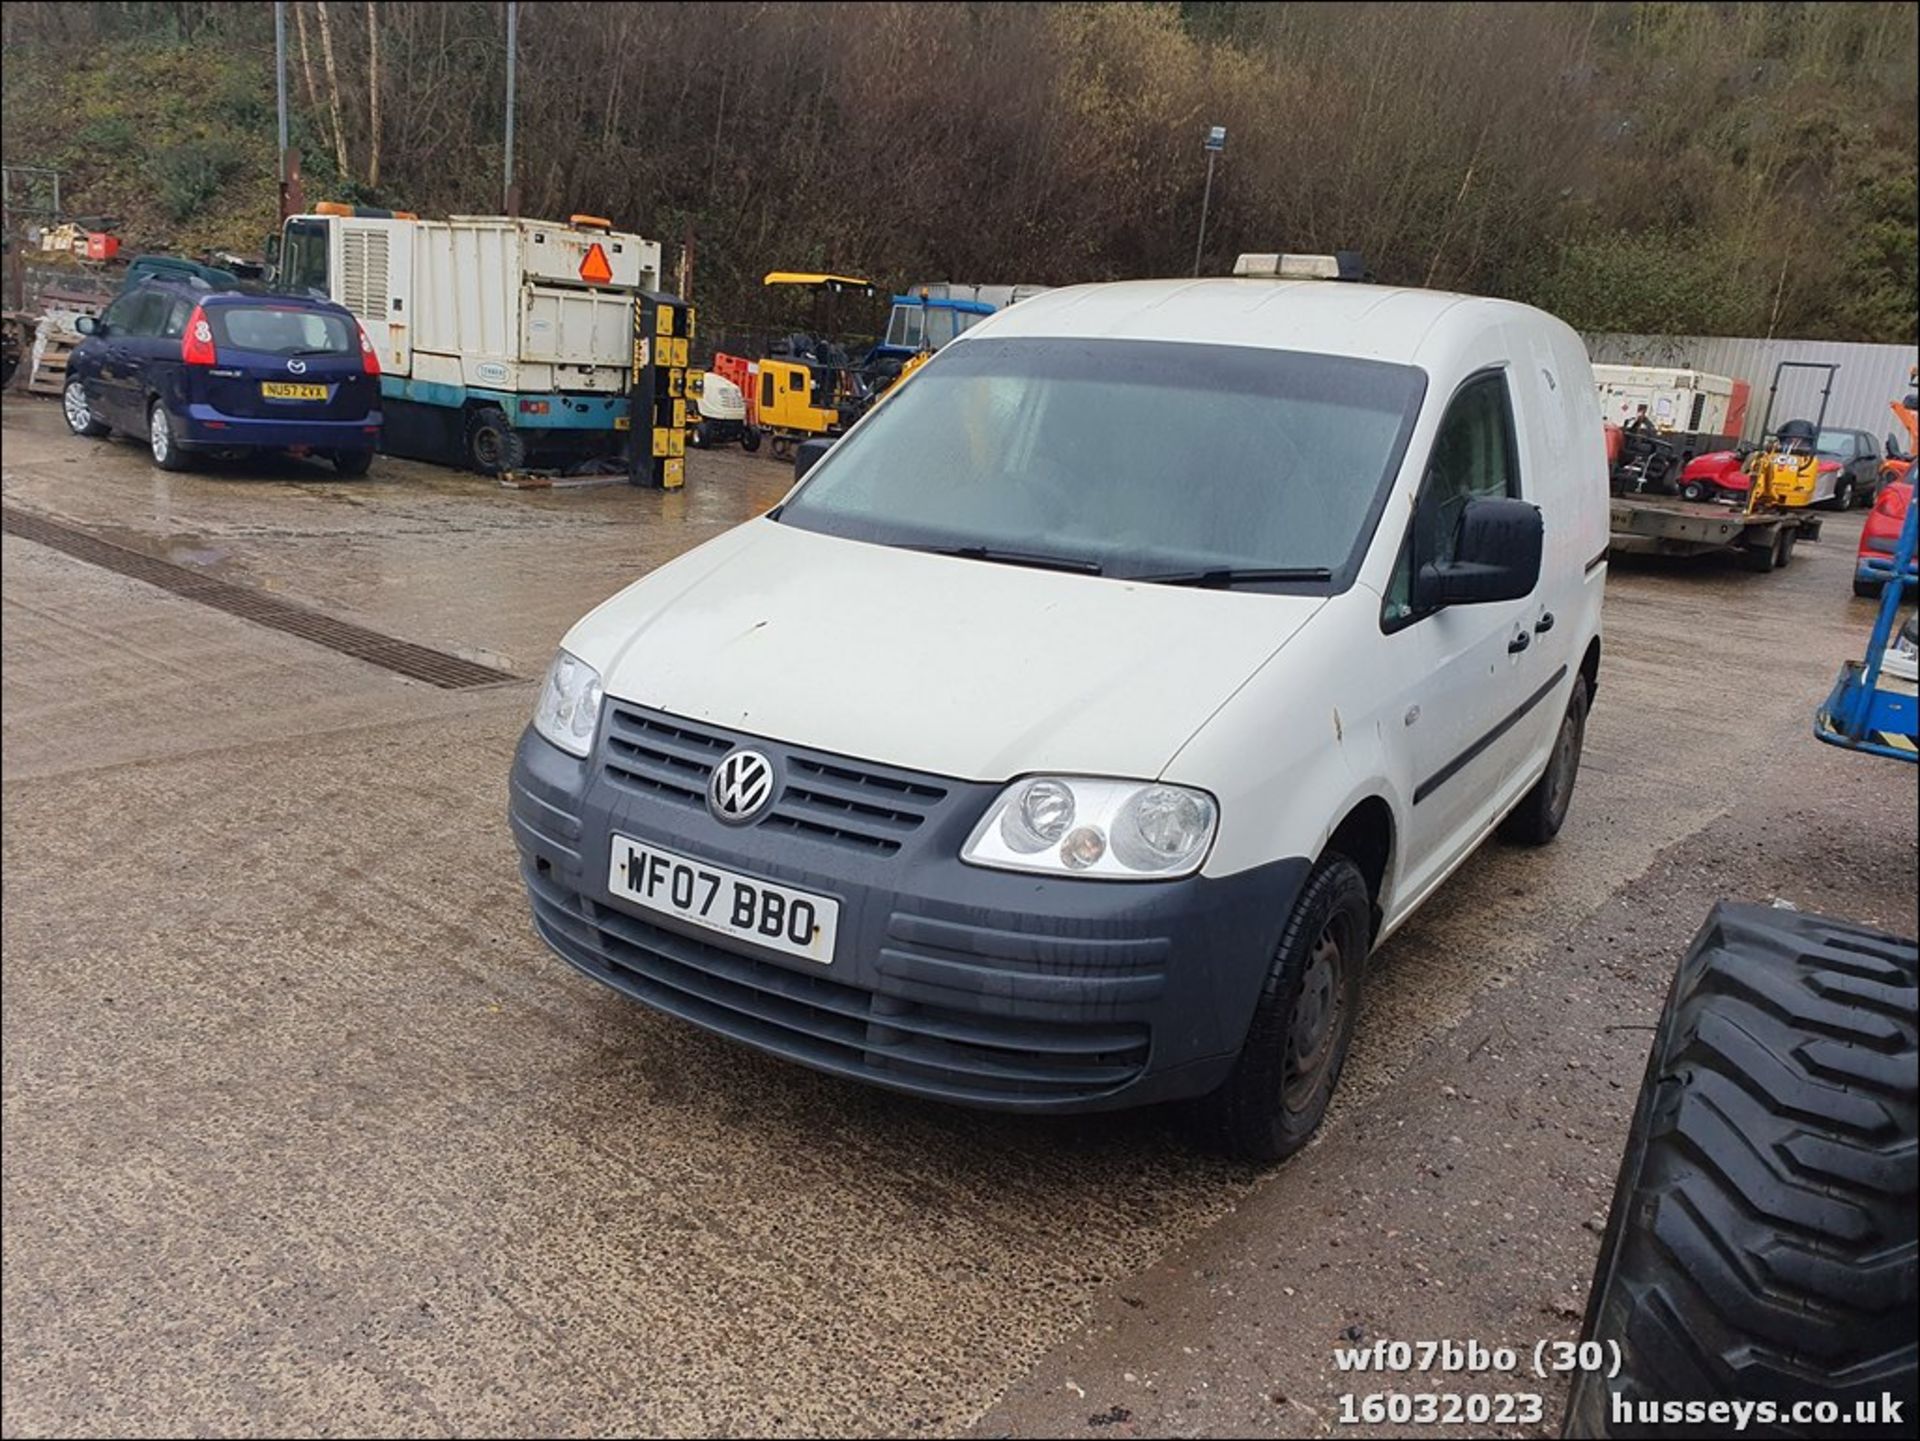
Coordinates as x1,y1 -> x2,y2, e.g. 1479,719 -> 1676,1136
3,507 -> 516,690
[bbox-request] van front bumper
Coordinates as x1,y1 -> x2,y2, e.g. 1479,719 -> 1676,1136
508,710 -> 1305,1113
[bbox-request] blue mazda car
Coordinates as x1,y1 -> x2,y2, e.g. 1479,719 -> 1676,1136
63,280 -> 382,475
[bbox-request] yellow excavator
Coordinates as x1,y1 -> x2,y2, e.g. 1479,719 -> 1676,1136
1742,361 -> 1840,510
752,272 -> 885,461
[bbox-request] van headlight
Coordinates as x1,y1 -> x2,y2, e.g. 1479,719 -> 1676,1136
962,777 -> 1218,880
532,649 -> 603,756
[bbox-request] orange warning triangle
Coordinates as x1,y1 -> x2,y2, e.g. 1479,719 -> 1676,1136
579,242 -> 613,285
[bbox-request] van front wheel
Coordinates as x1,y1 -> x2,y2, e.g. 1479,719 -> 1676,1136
1192,855 -> 1369,1164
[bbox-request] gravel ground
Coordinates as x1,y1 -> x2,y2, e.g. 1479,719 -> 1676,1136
4,393 -> 1915,1436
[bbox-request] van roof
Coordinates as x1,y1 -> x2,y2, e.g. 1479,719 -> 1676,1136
970,277 -> 1536,365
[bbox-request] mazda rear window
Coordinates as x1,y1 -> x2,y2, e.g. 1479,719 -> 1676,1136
211,306 -> 354,356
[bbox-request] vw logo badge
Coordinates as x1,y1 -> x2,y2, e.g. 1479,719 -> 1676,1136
708,748 -> 775,825
286,358 -> 308,374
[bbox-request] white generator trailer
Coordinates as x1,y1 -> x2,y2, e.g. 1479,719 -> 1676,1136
275,205 -> 663,472
1592,363 -> 1749,462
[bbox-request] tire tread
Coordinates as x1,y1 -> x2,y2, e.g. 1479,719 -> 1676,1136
1566,904 -> 1918,1436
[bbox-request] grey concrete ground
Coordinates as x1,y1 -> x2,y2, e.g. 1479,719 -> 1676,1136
2,396 -> 1915,1438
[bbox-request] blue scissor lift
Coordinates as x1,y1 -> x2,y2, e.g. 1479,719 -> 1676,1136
1815,494 -> 1919,762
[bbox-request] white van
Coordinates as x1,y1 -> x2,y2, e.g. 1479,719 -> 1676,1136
509,259 -> 1609,1161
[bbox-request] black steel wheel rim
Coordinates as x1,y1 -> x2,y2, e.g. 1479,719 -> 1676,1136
1549,701 -> 1582,826
1282,914 -> 1352,1113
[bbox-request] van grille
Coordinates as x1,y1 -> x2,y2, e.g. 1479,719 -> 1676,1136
600,704 -> 950,856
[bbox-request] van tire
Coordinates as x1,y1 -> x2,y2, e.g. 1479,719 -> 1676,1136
741,426 -> 762,454
1563,904 -> 1918,1438
1191,855 -> 1370,1164
465,406 -> 525,475
1501,673 -> 1588,846
330,448 -> 374,478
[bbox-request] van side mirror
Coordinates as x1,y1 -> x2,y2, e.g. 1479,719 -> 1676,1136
794,436 -> 835,483
1414,496 -> 1542,609
75,315 -> 98,336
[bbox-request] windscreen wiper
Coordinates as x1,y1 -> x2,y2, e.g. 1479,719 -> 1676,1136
1128,566 -> 1333,588
908,544 -> 1104,575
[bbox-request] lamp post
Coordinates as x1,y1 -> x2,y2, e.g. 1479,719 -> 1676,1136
1193,125 -> 1226,277
504,1 -> 519,215
274,3 -> 289,219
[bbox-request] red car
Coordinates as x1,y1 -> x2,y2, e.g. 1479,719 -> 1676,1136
1856,468 -> 1914,597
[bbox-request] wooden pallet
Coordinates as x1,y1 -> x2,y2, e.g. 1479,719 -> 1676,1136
28,334 -> 78,396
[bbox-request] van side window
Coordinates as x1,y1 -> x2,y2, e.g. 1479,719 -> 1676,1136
161,299 -> 192,339
1383,371 -> 1521,625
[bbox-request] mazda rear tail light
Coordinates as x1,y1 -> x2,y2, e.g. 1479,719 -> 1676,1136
181,306 -> 216,366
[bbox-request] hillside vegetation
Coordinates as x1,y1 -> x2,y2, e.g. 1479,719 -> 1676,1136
2,1 -> 1914,343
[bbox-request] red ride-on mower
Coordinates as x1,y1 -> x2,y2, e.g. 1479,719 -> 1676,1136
1678,446 -> 1851,505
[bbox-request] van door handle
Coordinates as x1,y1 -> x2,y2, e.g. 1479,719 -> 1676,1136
1508,631 -> 1531,654
1534,612 -> 1555,634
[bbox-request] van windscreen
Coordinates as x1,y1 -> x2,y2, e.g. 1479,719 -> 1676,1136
210,306 -> 355,357
775,337 -> 1427,586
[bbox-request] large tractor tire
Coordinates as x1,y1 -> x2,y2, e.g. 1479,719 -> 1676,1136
1565,903 -> 1918,1437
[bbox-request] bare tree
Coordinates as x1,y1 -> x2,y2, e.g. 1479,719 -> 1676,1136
292,2 -> 321,122
314,0 -> 350,183
366,0 -> 380,189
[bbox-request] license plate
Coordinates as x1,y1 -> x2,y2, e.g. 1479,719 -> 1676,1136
261,382 -> 330,400
608,835 -> 838,965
